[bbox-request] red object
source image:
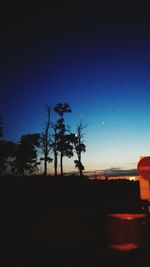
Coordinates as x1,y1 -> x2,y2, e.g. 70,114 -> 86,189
106,213 -> 149,251
137,156 -> 150,180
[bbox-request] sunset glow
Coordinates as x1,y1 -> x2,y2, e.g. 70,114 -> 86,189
129,176 -> 136,181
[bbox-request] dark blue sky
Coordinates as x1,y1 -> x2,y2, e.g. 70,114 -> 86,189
1,3 -> 150,173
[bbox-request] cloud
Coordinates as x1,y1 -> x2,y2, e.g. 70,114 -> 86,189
102,167 -> 138,176
85,167 -> 138,177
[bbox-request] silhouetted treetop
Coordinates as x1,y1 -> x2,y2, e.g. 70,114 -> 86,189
54,103 -> 71,118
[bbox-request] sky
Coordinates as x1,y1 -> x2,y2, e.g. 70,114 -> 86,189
1,2 -> 150,174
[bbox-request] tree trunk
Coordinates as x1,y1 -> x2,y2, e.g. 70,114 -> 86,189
79,166 -> 82,176
54,150 -> 57,176
60,152 -> 63,176
44,107 -> 51,176
78,139 -> 82,176
44,155 -> 47,176
79,154 -> 82,176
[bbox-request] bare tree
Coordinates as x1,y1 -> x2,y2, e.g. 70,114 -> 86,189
40,106 -> 53,176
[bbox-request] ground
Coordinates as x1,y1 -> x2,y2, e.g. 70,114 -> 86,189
1,176 -> 150,266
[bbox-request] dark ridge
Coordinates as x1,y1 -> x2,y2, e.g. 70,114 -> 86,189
1,174 -> 141,209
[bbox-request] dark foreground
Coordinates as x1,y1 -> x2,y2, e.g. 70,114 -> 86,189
1,175 -> 150,266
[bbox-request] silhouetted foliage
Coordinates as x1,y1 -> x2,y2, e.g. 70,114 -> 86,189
0,140 -> 16,174
54,103 -> 73,175
12,133 -> 41,175
74,159 -> 84,173
74,120 -> 87,176
40,107 -> 53,175
0,118 -> 16,174
54,102 -> 71,118
51,122 -> 60,176
57,132 -> 75,157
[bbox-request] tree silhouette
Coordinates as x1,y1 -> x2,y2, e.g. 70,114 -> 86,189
12,133 -> 40,176
0,104 -> 88,176
0,140 -> 16,174
57,130 -> 75,175
54,103 -> 71,119
74,120 -> 87,176
74,159 -> 84,175
51,122 -> 59,176
54,103 -> 72,176
40,107 -> 53,176
51,122 -> 75,176
0,118 -> 16,174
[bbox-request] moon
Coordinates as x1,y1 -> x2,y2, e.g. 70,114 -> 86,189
102,121 -> 105,125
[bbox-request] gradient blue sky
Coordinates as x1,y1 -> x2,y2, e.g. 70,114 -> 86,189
1,3 -> 150,173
